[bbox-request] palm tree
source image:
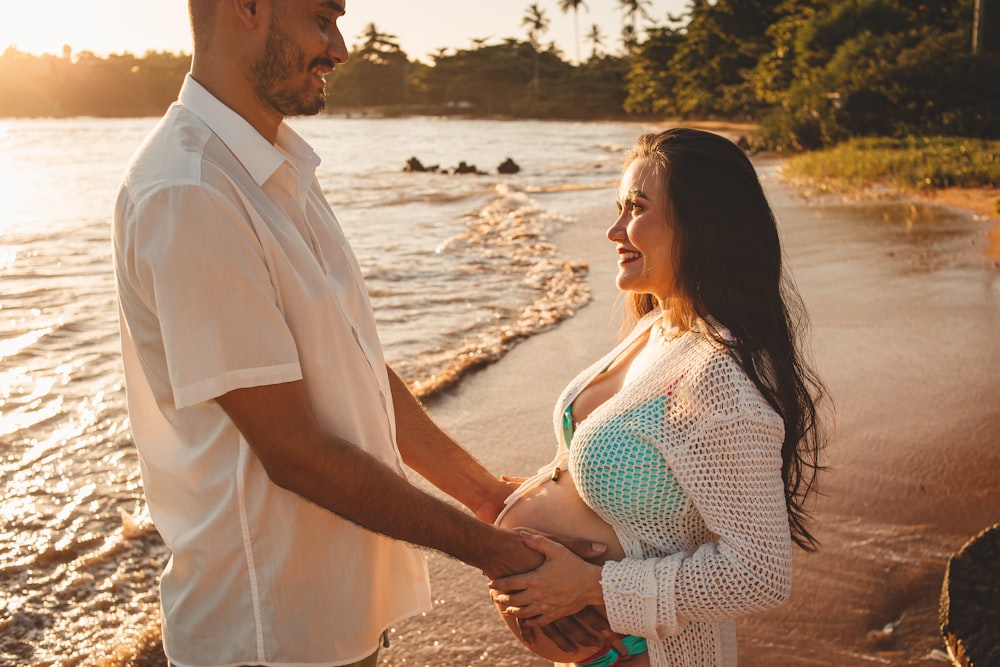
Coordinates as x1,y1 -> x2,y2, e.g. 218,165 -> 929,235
355,23 -> 402,64
585,23 -> 605,60
521,3 -> 550,48
521,3 -> 550,93
620,23 -> 637,56
617,0 -> 652,49
973,0 -> 985,54
559,0 -> 590,64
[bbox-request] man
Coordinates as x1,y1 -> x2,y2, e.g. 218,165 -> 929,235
113,1 -> 604,665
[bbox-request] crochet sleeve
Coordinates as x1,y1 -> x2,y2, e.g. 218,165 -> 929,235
600,358 -> 794,639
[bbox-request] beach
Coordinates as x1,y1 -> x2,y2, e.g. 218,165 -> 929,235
374,162 -> 1000,667
2,117 -> 997,666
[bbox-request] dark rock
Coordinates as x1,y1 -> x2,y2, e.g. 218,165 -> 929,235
498,157 -> 521,174
403,156 -> 426,172
453,161 -> 481,175
940,523 -> 1000,666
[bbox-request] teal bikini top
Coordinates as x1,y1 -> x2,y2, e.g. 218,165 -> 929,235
562,403 -> 577,449
563,396 -> 687,527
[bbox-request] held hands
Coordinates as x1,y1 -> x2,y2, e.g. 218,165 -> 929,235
491,530 -> 607,627
491,586 -> 612,658
482,528 -> 611,654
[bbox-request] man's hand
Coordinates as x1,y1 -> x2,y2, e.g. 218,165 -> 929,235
497,593 -> 612,654
484,529 -> 611,654
472,476 -> 521,523
491,531 -> 606,626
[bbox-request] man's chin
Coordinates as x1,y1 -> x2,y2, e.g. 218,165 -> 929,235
269,89 -> 327,118
299,93 -> 327,116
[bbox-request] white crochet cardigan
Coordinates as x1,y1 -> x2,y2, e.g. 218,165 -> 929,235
554,312 -> 793,667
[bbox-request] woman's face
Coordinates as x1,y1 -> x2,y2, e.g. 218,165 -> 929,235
608,156 -> 676,304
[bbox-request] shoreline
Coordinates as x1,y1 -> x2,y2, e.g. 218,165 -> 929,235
912,185 -> 1000,261
783,175 -> 1000,263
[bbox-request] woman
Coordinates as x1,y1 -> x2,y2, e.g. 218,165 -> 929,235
491,128 -> 827,667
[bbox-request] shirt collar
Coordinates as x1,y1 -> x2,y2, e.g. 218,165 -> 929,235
179,74 -> 320,189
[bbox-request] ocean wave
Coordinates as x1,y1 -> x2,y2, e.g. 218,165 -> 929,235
384,186 -> 591,399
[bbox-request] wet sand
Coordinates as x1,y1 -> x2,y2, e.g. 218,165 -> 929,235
383,163 -> 1000,667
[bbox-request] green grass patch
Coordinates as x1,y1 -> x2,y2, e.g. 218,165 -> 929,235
783,137 -> 1000,191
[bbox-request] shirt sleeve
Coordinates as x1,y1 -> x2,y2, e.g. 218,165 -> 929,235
600,357 -> 794,639
129,182 -> 302,409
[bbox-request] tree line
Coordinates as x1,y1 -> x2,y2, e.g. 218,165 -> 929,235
1,0 -> 997,150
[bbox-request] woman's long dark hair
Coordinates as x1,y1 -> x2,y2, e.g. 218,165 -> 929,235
623,128 -> 828,551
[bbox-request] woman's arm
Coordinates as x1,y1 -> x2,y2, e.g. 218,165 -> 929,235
600,404 -> 792,639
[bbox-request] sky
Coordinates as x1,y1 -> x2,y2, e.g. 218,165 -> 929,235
0,0 -> 690,64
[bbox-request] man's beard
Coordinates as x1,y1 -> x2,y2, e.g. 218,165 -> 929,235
251,22 -> 330,117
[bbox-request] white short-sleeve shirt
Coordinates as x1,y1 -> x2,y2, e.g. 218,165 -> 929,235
113,75 -> 431,667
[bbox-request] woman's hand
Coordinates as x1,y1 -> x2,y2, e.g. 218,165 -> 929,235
490,530 -> 606,626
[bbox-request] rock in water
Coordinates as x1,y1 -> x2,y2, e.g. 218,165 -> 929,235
940,523 -> 1000,666
404,157 -> 426,172
498,157 -> 521,174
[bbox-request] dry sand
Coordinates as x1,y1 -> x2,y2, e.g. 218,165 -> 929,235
379,164 -> 1000,667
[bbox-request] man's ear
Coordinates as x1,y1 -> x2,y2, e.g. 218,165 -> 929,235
232,0 -> 260,27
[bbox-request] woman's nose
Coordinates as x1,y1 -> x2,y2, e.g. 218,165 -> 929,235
607,213 -> 626,242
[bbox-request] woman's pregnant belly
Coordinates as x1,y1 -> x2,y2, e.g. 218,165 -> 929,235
493,457 -> 626,663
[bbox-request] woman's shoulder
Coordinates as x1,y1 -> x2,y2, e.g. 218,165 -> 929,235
675,327 -> 777,419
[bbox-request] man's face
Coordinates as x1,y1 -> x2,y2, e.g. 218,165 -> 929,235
251,0 -> 348,117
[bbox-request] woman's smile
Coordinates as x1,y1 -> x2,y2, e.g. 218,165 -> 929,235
618,249 -> 642,264
608,156 -> 676,304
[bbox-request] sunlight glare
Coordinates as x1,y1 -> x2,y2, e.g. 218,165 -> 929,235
0,4 -> 114,57
0,125 -> 34,236
0,1 -> 192,58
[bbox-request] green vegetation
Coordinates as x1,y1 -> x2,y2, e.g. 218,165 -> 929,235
1,0 -> 997,151
783,137 -> 1000,190
0,48 -> 188,117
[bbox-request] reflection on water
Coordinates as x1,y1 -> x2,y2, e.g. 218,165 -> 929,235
770,173 -> 999,278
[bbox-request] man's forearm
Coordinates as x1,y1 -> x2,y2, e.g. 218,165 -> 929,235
283,430 -> 527,573
387,366 -> 508,518
217,380 -> 608,653
217,380 -> 539,578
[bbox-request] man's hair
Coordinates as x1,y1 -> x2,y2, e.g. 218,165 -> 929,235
189,0 -> 216,50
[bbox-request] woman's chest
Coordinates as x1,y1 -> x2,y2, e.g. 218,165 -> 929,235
570,396 -> 690,528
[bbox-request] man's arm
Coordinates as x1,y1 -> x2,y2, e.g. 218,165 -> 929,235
218,379 -> 611,651
216,379 -> 533,578
386,366 -> 511,522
